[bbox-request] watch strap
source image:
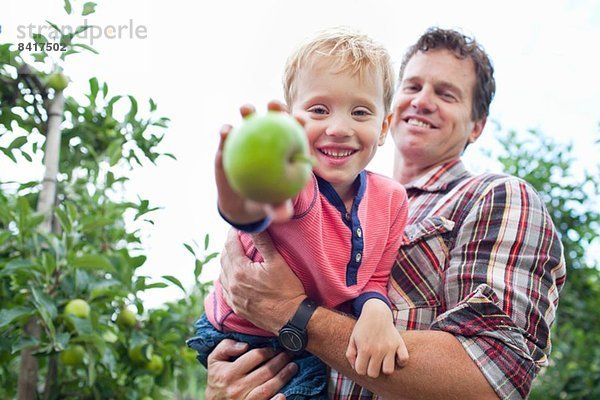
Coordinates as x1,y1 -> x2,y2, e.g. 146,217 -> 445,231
289,298 -> 317,330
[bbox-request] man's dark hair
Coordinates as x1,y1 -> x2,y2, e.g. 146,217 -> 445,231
399,27 -> 496,121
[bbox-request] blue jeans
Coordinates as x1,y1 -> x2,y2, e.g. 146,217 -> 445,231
187,314 -> 327,399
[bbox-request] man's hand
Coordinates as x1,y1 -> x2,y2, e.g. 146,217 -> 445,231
206,339 -> 297,400
346,299 -> 409,378
219,228 -> 306,333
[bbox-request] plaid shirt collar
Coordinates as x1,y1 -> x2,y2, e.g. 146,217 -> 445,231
404,159 -> 472,192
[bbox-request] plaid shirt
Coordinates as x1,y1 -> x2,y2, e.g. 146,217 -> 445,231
329,160 -> 566,400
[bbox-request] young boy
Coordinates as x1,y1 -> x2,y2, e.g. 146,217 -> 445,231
188,27 -> 409,398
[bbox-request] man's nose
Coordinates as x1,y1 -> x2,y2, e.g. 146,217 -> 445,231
410,87 -> 436,112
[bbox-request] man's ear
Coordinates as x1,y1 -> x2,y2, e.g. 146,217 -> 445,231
468,118 -> 486,144
378,113 -> 393,146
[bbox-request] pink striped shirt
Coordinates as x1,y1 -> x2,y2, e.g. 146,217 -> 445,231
206,170 -> 409,336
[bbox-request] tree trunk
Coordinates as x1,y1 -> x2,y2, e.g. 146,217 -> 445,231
17,90 -> 65,400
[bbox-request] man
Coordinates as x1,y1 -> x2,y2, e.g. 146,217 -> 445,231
206,27 -> 566,399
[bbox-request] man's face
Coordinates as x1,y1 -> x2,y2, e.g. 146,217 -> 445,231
391,49 -> 485,170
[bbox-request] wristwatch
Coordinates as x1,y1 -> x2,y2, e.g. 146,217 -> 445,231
277,298 -> 317,354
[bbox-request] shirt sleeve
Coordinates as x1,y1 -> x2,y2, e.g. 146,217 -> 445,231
353,188 -> 409,316
430,177 -> 566,399
218,174 -> 317,233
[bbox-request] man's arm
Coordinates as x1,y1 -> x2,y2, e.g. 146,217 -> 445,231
219,229 -> 498,399
306,307 -> 497,400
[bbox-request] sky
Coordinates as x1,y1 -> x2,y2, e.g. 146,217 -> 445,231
2,0 -> 600,308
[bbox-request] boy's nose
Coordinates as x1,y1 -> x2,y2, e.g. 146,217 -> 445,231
325,115 -> 353,137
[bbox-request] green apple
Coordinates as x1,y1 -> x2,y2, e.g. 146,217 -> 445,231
145,354 -> 164,375
128,344 -> 153,365
116,307 -> 137,328
60,345 -> 85,366
64,299 -> 90,319
223,112 -> 313,203
47,72 -> 69,92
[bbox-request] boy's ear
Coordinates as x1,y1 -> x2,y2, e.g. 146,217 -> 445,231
378,113 -> 392,146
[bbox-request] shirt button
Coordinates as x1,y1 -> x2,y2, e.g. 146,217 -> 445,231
355,252 -> 362,262
356,228 -> 362,238
344,212 -> 351,221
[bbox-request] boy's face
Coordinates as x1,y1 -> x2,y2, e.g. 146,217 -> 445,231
291,57 -> 390,196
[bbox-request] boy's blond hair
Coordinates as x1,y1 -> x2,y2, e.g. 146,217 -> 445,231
283,26 -> 395,114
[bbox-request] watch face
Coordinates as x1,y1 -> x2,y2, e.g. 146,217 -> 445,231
278,328 -> 305,353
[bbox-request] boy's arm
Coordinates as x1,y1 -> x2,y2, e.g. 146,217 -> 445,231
347,298 -> 408,378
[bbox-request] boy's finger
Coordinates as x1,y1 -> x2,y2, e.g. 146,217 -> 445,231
382,353 -> 395,375
396,345 -> 409,367
267,100 -> 288,113
240,104 -> 256,118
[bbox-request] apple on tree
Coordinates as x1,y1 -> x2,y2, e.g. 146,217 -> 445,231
64,299 -> 90,319
60,345 -> 86,366
116,307 -> 137,328
222,111 -> 313,204
47,72 -> 69,92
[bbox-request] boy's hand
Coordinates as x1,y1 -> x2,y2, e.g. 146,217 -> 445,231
215,101 -> 298,224
346,299 -> 409,378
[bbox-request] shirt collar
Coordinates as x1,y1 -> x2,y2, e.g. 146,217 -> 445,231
403,159 -> 472,192
316,170 -> 367,212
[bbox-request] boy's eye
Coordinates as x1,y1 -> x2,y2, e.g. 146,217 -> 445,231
352,108 -> 371,116
308,106 -> 328,115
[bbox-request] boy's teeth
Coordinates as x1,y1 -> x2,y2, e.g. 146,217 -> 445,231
408,118 -> 432,128
321,149 -> 354,157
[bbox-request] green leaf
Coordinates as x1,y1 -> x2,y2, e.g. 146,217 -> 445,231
107,139 -> 123,166
45,20 -> 63,35
162,275 -> 185,293
32,33 -> 48,44
0,147 -> 17,162
20,150 -> 32,162
32,52 -> 48,63
72,255 -> 116,273
31,287 -> 57,337
0,231 -> 12,245
144,282 -> 169,290
149,98 -> 157,112
126,95 -> 138,122
204,234 -> 209,250
89,279 -> 122,300
0,306 -> 35,329
8,136 -> 27,149
55,206 -> 72,233
102,82 -> 108,98
129,255 -> 147,268
183,243 -> 196,257
72,43 -> 99,54
89,77 -> 99,105
82,2 -> 97,16
64,0 -> 72,14
12,337 -> 40,353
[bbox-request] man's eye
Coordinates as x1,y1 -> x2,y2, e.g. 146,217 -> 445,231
403,85 -> 419,93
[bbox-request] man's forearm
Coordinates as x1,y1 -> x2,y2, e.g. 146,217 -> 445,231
306,307 -> 498,400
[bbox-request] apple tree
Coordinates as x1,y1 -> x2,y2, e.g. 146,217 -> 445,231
0,1 -> 214,398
